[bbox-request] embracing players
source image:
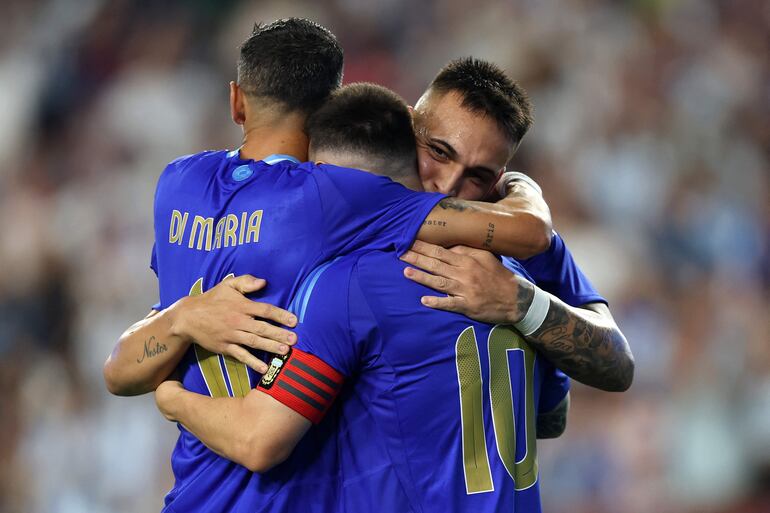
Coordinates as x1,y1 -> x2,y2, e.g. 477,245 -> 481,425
155,82 -> 572,512
103,17 -> 634,512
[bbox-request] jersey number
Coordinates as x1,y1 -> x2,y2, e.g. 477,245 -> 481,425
188,276 -> 251,398
455,325 -> 537,493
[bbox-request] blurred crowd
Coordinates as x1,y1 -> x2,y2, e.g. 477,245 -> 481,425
0,0 -> 767,512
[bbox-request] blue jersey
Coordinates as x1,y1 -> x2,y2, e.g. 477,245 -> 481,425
151,150 -> 444,512
503,231 -> 606,307
257,251 -> 570,512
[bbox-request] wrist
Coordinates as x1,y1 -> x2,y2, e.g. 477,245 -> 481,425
513,283 -> 551,336
166,297 -> 195,343
508,277 -> 535,324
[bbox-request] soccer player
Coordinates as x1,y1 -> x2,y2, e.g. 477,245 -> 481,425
155,82 -> 571,512
406,58 -> 634,392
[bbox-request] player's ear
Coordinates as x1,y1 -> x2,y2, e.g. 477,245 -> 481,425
230,81 -> 246,126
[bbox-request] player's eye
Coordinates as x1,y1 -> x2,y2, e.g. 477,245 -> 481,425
468,171 -> 488,186
429,144 -> 449,161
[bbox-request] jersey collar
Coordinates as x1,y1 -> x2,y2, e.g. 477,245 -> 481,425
226,148 -> 301,165
263,154 -> 301,165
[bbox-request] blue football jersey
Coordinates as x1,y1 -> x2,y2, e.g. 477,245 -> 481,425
503,231 -> 607,307
151,150 -> 444,512
257,250 -> 570,512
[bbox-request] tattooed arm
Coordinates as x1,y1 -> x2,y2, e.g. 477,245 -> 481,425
537,394 -> 570,439
401,242 -> 634,392
526,300 -> 633,392
417,181 -> 552,259
103,275 -> 297,396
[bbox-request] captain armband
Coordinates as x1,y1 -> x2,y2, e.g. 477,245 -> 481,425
257,347 -> 344,424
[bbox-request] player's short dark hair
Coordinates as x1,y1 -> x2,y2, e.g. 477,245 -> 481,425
306,83 -> 417,177
429,57 -> 532,145
237,18 -> 344,113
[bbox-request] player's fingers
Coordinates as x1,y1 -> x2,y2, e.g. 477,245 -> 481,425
448,245 -> 493,262
224,274 -> 267,294
232,330 -> 291,355
403,267 -> 457,293
410,240 -> 462,265
238,318 -> 296,345
420,294 -> 465,313
247,301 -> 298,327
225,343 -> 269,374
399,251 -> 450,276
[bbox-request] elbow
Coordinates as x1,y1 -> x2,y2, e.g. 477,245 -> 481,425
103,358 -> 124,396
531,223 -> 552,255
606,342 -> 635,393
238,439 -> 292,474
615,353 -> 635,392
241,456 -> 273,474
103,356 -> 141,396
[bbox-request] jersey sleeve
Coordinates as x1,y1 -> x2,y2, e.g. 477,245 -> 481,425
257,256 -> 373,424
514,231 -> 607,307
149,244 -> 162,311
537,360 -> 570,414
311,164 -> 445,259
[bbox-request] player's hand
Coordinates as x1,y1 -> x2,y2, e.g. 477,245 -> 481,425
400,241 -> 534,324
155,379 -> 184,422
169,275 -> 298,374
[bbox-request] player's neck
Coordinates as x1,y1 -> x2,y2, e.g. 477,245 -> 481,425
239,111 -> 309,162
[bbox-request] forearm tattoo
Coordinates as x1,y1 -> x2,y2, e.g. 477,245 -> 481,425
483,223 -> 495,249
437,197 -> 479,212
528,301 -> 633,392
136,336 -> 169,364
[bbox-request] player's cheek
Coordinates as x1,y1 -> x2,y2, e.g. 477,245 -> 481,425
416,149 -> 438,191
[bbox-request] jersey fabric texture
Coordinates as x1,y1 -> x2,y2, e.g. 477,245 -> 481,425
258,250 -> 570,512
503,231 -> 607,307
151,150 -> 444,512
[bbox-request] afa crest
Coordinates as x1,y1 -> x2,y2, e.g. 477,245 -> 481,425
259,349 -> 292,389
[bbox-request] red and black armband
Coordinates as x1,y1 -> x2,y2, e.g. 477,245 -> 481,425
257,348 -> 344,424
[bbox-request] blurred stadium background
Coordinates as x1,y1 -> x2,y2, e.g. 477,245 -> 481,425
0,0 -> 767,512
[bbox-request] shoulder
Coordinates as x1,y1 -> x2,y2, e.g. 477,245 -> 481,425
160,150 -> 228,180
166,149 -> 227,170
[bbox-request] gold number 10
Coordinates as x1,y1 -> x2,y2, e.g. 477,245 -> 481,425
455,325 -> 538,494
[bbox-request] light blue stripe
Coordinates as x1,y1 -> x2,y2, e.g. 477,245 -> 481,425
298,258 -> 340,322
263,154 -> 301,165
288,261 -> 329,316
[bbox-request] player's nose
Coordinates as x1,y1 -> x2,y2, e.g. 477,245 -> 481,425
433,166 -> 465,197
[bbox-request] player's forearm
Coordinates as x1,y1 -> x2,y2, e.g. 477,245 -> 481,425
417,196 -> 551,259
518,290 -> 635,392
163,389 -> 251,465
103,305 -> 191,396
